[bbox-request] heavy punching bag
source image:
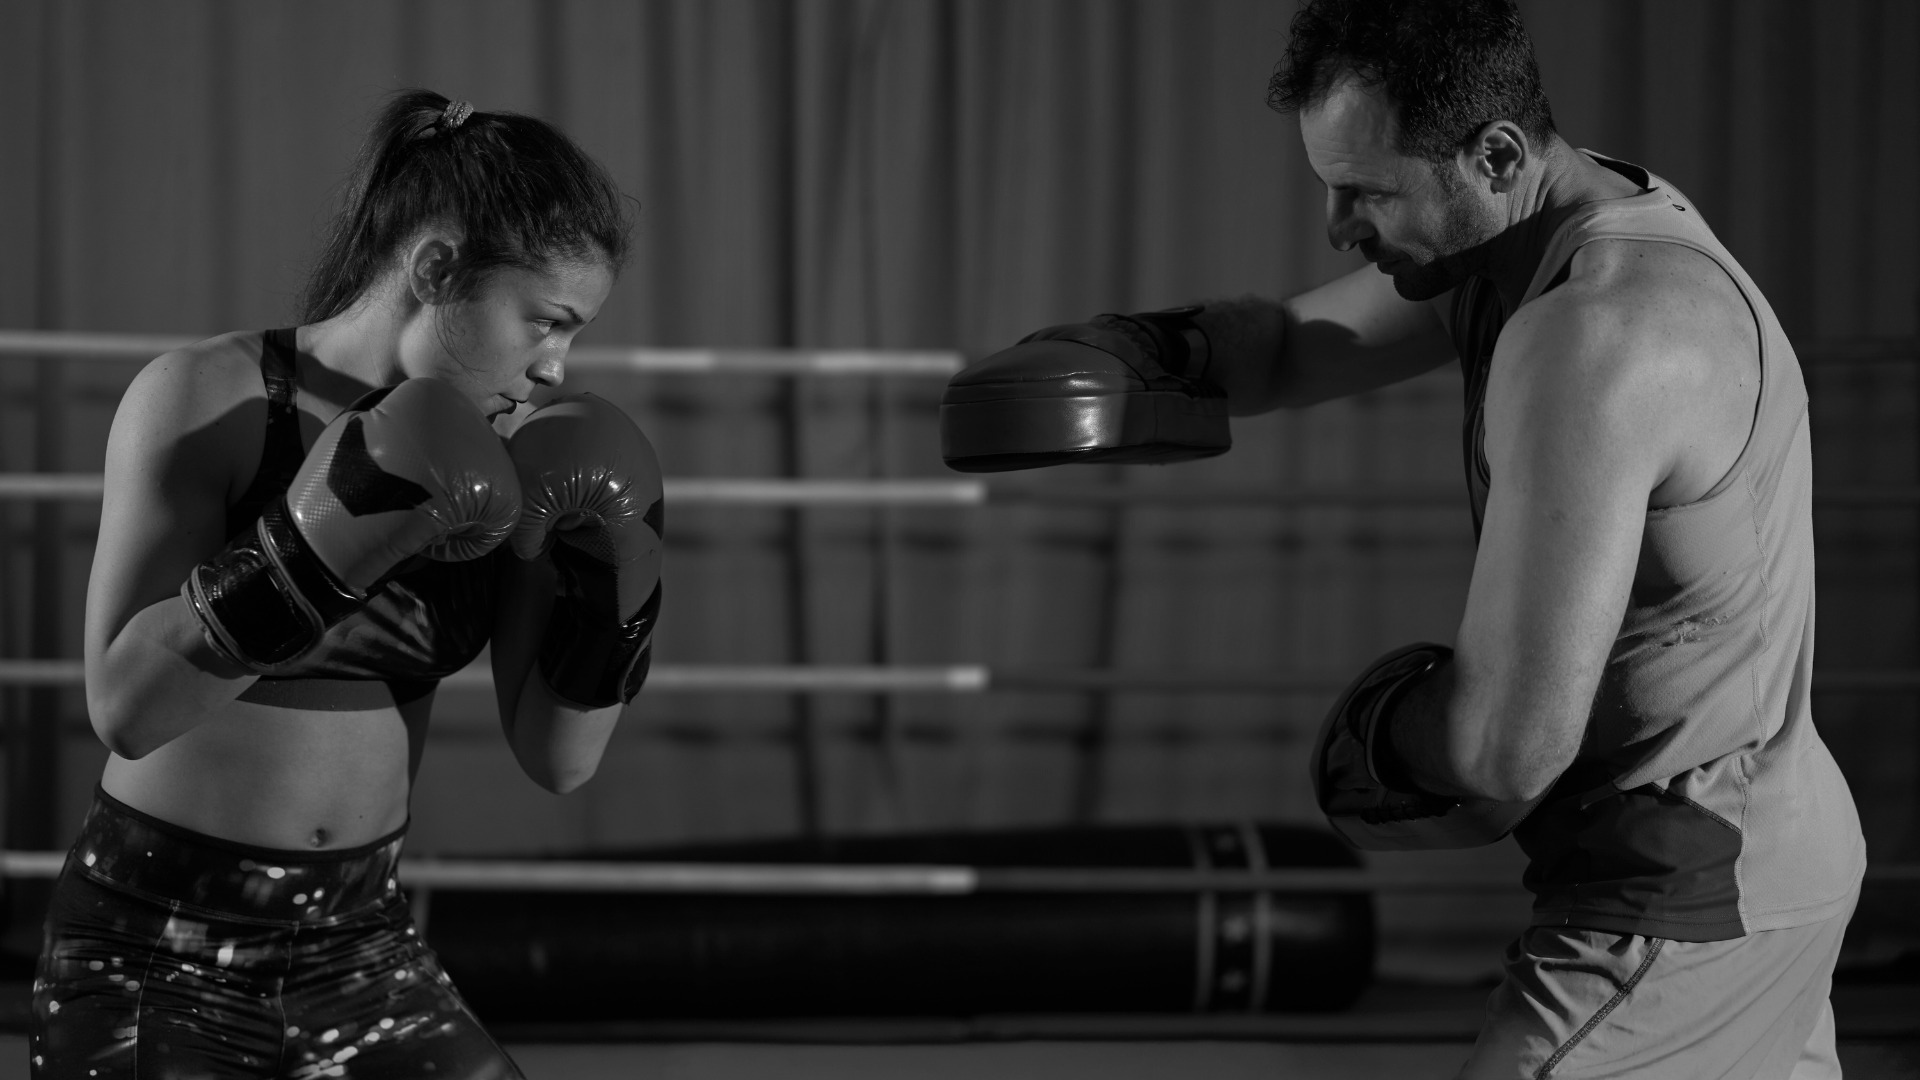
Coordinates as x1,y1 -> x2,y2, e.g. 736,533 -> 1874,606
427,822 -> 1373,1020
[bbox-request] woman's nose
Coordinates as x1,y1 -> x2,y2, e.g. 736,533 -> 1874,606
530,352 -> 564,389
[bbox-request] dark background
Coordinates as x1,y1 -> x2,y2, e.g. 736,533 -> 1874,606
1,0 -> 1914,976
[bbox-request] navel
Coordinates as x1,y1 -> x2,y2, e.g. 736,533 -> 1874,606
309,828 -> 330,849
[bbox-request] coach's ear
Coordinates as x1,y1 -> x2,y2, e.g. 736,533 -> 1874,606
1466,120 -> 1529,194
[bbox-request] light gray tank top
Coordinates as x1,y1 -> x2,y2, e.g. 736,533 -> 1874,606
1451,152 -> 1864,940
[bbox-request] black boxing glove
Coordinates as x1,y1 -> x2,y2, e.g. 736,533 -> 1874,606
1312,643 -> 1544,850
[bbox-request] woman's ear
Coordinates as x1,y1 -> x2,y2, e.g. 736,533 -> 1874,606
403,231 -> 462,305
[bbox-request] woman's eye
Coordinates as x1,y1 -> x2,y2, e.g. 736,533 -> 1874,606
532,320 -> 556,334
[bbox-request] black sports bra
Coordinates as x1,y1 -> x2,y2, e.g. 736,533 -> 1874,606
229,330 -> 501,710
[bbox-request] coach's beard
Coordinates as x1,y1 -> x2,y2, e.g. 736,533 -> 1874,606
1382,193 -> 1495,302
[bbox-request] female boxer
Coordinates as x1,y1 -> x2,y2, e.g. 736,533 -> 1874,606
30,90 -> 662,1078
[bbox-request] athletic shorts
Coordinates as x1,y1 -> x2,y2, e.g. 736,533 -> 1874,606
1458,896 -> 1855,1079
30,787 -> 523,1079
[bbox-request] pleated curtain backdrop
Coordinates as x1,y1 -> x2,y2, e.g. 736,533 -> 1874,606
0,1 -> 1914,917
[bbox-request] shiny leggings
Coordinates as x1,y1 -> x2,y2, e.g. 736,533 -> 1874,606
31,789 -> 522,1079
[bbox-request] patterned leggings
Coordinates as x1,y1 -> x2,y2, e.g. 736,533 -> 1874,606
31,788 -> 522,1079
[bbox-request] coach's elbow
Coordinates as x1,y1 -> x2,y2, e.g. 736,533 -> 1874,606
1464,767 -> 1554,805
1454,740 -> 1566,805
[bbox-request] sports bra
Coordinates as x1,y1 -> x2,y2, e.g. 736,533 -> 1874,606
227,329 -> 502,710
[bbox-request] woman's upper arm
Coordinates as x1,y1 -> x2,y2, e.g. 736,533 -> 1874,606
489,554 -> 622,792
489,550 -> 554,730
84,344 -> 260,675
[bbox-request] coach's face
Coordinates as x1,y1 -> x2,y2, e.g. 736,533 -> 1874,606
1301,76 -> 1490,301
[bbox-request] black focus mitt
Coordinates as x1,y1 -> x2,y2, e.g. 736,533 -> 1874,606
940,305 -> 1230,472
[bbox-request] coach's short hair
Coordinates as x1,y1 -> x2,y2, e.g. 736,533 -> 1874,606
1268,0 -> 1556,164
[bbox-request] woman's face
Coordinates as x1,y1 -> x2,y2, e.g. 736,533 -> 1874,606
406,256 -> 616,419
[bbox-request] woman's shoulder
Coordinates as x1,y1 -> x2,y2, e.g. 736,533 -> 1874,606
119,330 -> 273,433
131,329 -> 267,403
110,330 -> 276,491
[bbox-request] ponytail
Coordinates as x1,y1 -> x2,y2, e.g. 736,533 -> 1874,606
301,89 -> 632,323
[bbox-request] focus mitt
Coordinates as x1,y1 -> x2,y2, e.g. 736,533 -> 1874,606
940,305 -> 1230,472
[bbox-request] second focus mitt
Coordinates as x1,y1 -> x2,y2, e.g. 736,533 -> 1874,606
1312,643 -> 1544,851
940,305 -> 1230,472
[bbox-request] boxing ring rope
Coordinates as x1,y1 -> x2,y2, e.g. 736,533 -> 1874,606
4,332 -> 1909,688
3,472 -> 1919,509
0,329 -> 1912,367
0,658 -> 1914,694
3,332 -> 1873,371
0,330 -> 963,376
3,849 -> 1916,894
0,852 -> 1476,893
1,331 -> 1916,907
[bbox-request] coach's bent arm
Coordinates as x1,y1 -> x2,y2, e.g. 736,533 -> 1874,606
1388,293 -> 1682,802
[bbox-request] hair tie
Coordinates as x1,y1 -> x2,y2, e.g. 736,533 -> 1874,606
440,100 -> 474,132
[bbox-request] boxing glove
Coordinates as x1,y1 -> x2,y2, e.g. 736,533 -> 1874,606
940,305 -> 1230,472
1312,643 -> 1544,850
508,393 -> 663,709
184,378 -> 523,673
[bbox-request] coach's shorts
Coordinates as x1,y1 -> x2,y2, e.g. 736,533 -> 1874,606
1457,897 -> 1855,1080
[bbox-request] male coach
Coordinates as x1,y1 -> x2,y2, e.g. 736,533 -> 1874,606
939,1 -> 1865,1075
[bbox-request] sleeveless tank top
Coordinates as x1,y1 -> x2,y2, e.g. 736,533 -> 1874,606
227,329 -> 501,710
1449,153 -> 1865,940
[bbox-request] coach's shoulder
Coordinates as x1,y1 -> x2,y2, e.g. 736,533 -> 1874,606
1502,240 -> 1748,407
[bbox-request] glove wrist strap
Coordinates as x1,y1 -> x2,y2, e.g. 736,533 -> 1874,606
1346,643 -> 1452,795
183,500 -> 367,673
1123,304 -> 1213,382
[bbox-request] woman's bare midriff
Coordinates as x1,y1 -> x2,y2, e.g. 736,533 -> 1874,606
99,695 -> 433,851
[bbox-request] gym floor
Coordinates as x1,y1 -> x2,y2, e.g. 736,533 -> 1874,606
5,979 -> 1918,1078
